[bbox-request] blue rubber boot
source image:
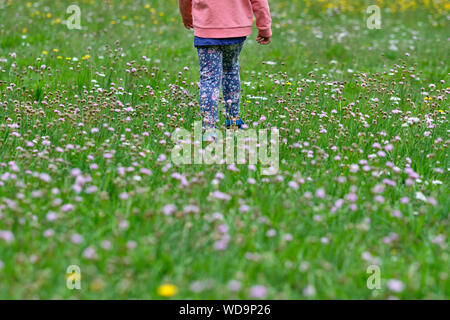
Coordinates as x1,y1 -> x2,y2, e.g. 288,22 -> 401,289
225,117 -> 245,130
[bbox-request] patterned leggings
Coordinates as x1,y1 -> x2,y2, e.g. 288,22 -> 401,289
196,42 -> 244,129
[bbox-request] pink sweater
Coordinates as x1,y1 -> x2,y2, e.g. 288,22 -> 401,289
178,0 -> 272,38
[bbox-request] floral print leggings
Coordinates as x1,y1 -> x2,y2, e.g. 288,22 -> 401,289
196,42 -> 244,129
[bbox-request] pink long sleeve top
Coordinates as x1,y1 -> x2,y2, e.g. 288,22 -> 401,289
178,0 -> 272,38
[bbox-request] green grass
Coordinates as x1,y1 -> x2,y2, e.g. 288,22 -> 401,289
0,0 -> 448,299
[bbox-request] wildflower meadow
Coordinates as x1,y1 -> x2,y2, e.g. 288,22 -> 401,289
0,0 -> 448,299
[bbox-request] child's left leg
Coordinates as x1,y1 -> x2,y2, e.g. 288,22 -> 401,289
222,43 -> 244,121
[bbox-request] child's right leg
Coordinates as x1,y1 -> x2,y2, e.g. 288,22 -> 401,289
197,46 -> 223,130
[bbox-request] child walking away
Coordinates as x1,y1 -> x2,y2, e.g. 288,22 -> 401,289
178,0 -> 272,141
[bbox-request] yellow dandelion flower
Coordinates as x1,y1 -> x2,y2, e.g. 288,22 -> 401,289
22,28 -> 27,34
57,56 -> 63,59
157,284 -> 178,297
66,57 -> 71,60
53,48 -> 59,52
286,82 -> 292,85
90,279 -> 105,292
43,50 -> 48,55
55,18 -> 61,24
26,2 -> 32,7
437,110 -> 444,113
47,13 -> 52,18
145,4 -> 150,9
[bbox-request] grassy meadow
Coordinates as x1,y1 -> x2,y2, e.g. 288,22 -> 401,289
0,0 -> 449,299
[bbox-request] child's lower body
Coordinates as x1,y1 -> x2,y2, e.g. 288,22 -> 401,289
196,43 -> 245,134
